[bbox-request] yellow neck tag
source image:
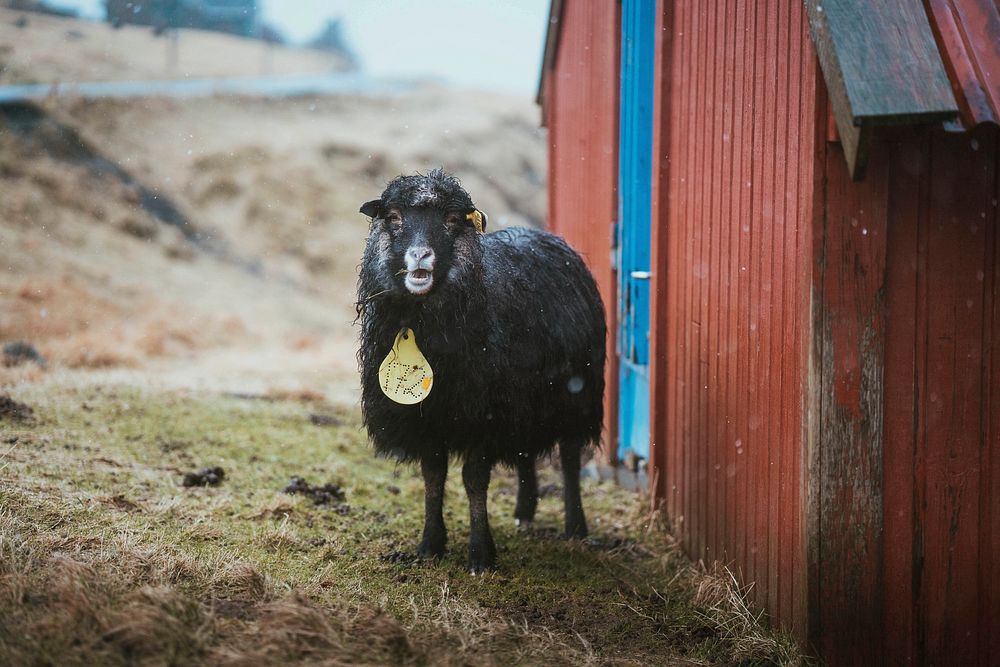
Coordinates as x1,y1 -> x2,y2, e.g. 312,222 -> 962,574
379,328 -> 433,405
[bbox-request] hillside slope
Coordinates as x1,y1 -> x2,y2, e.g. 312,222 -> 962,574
0,12 -> 546,395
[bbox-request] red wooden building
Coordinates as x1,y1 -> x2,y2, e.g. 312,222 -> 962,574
539,1 -> 1000,663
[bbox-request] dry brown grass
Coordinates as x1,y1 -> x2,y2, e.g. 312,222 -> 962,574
102,585 -> 211,662
608,505 -> 806,665
0,506 -> 427,666
262,387 -> 326,403
5,277 -> 123,341
48,331 -> 142,369
0,503 -> 605,667
0,364 -> 46,385
406,583 -> 605,666
216,596 -> 419,665
285,332 -> 322,351
190,176 -> 243,206
689,564 -> 804,666
0,275 -> 253,373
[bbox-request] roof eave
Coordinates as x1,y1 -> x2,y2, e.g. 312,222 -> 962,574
536,0 -> 565,121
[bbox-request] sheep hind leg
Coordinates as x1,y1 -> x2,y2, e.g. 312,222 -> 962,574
462,456 -> 497,574
417,454 -> 448,559
513,456 -> 538,528
560,440 -> 588,539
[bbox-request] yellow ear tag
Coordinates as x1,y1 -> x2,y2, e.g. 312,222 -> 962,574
466,210 -> 484,234
379,328 -> 433,405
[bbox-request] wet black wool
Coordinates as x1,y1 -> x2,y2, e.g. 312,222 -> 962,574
356,169 -> 605,571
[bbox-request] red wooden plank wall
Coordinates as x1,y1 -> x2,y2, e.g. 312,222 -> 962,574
810,120 -> 1000,665
879,124 -> 1000,666
649,0 -> 817,636
543,1 -> 620,461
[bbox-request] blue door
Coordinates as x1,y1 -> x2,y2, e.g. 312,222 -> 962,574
617,0 -> 656,462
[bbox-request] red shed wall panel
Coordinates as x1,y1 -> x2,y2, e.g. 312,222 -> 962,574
650,0 -> 816,636
880,124 -> 1000,666
544,0 -> 619,459
812,122 -> 1000,664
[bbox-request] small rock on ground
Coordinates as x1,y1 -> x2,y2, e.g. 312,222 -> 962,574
2,341 -> 47,369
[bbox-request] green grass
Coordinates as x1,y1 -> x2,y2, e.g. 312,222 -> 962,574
0,385 -> 804,666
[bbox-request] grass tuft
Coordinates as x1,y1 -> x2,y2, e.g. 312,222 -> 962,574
689,564 -> 805,665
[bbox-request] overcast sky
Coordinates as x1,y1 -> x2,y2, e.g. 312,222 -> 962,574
46,0 -> 550,96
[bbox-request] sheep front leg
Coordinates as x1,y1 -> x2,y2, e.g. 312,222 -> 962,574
417,454 -> 448,559
462,456 -> 496,573
560,441 -> 588,538
514,456 -> 538,528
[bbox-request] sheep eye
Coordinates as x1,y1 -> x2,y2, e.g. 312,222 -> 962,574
445,213 -> 462,226
385,212 -> 403,230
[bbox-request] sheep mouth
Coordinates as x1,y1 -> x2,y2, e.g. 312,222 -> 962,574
404,269 -> 434,294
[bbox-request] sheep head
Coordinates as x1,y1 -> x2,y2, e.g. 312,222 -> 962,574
360,169 -> 488,297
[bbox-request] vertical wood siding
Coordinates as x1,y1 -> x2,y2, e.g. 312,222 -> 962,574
879,124 -> 1000,666
812,124 -> 1000,664
544,1 -> 620,460
649,0 -> 817,634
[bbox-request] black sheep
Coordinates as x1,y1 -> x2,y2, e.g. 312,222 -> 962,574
356,169 -> 606,572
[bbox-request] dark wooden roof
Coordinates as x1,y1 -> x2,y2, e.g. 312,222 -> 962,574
925,0 -> 1000,129
805,0 -> 959,179
535,0 -> 565,119
807,0 -> 999,178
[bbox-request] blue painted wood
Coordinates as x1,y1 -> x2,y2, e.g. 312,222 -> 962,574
617,0 -> 656,462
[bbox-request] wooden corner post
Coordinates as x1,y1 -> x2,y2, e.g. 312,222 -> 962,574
808,134 -> 889,662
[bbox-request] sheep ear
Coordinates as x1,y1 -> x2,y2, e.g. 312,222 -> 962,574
360,200 -> 382,219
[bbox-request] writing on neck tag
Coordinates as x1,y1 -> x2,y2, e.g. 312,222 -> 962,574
378,327 -> 433,404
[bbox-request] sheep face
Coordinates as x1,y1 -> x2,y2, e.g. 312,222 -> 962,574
389,205 -> 474,296
360,170 -> 487,298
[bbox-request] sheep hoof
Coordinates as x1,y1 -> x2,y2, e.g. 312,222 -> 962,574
416,540 -> 446,560
468,561 -> 496,575
515,518 -> 534,531
467,543 -> 497,574
564,521 -> 589,540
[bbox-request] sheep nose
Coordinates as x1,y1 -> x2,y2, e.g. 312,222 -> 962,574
405,246 -> 435,271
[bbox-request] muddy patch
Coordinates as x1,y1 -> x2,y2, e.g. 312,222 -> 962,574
0,394 -> 34,422
283,476 -> 348,511
308,413 -> 341,427
97,494 -> 142,513
181,466 -> 225,487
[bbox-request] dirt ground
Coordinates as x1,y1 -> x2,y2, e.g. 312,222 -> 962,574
0,11 -> 804,666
